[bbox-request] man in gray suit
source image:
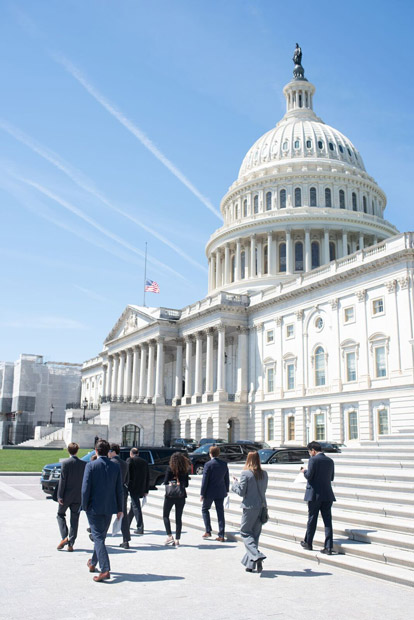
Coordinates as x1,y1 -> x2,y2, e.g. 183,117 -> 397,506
56,442 -> 86,552
300,441 -> 336,554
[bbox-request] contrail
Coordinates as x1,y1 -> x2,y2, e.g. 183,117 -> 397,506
51,52 -> 222,220
11,173 -> 187,281
0,119 -> 208,273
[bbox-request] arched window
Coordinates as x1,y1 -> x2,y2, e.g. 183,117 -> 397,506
266,191 -> 272,211
280,189 -> 286,209
318,140 -> 324,150
122,424 -> 140,447
352,192 -> 357,211
254,195 -> 259,214
339,189 -> 345,209
329,241 -> 336,261
294,187 -> 302,207
306,139 -> 312,149
311,241 -> 320,269
243,199 -> 248,217
363,196 -> 367,213
295,241 -> 304,271
310,187 -> 317,207
325,188 -> 332,208
315,346 -> 326,386
241,251 -> 246,279
294,139 -> 300,149
231,255 -> 235,282
263,245 -> 268,275
279,243 -> 286,272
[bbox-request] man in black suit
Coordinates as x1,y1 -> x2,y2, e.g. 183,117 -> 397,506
108,443 -> 131,549
82,439 -> 123,582
127,447 -> 149,535
56,442 -> 86,552
200,445 -> 230,542
300,440 -> 336,554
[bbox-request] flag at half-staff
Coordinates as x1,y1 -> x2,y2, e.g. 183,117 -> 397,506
145,279 -> 160,293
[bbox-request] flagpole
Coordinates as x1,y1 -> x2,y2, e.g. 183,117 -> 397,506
143,242 -> 147,307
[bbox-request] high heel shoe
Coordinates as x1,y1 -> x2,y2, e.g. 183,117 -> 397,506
164,536 -> 175,546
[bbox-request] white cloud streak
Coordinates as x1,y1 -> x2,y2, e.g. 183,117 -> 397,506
0,119 -> 208,273
5,316 -> 87,330
51,53 -> 222,220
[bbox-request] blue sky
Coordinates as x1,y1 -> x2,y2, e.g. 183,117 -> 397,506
0,0 -> 413,363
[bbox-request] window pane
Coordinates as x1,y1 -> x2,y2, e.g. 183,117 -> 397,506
348,411 -> 358,439
279,243 -> 286,272
254,195 -> 259,213
346,352 -> 356,382
267,417 -> 274,441
243,199 -> 247,217
311,242 -> 320,269
325,188 -> 332,208
315,413 -> 325,440
352,193 -> 357,211
329,242 -> 336,261
267,368 -> 274,392
315,347 -> 326,386
339,190 -> 345,209
375,346 -> 386,377
295,242 -> 303,271
378,409 -> 389,435
266,192 -> 272,211
288,416 -> 295,441
295,187 -> 301,207
280,189 -> 286,209
287,364 -> 295,390
241,251 -> 246,279
310,187 -> 317,207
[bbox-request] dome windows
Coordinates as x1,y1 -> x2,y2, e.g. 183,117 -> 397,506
279,243 -> 286,272
266,191 -> 272,211
338,144 -> 344,153
311,242 -> 320,269
325,188 -> 332,208
352,192 -> 357,211
310,187 -> 317,207
243,199 -> 248,217
347,147 -> 352,157
295,187 -> 302,207
280,189 -> 287,209
318,140 -> 324,150
295,242 -> 304,271
329,142 -> 335,151
363,196 -> 367,213
294,139 -> 300,149
253,194 -> 259,214
282,141 -> 289,151
339,189 -> 345,209
306,139 -> 312,149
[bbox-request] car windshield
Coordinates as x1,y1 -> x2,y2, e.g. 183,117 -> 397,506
258,449 -> 275,463
192,444 -> 212,454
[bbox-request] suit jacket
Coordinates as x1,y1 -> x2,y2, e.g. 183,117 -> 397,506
110,455 -> 129,496
81,456 -> 123,515
200,458 -> 229,499
303,452 -> 336,502
231,469 -> 268,509
57,455 -> 86,505
127,456 -> 150,497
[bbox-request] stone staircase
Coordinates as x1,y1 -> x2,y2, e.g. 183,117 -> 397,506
144,431 -> 414,587
18,428 -> 66,448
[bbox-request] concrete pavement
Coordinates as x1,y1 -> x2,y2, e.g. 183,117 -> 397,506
0,475 -> 413,620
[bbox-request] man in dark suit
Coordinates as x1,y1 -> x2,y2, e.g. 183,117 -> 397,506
127,447 -> 149,535
300,441 -> 336,554
56,442 -> 86,552
200,445 -> 230,542
108,443 -> 131,549
82,439 -> 123,582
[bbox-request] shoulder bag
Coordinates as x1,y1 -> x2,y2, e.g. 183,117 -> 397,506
165,478 -> 186,499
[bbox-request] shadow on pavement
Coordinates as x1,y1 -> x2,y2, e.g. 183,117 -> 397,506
260,568 -> 332,579
109,572 -> 185,584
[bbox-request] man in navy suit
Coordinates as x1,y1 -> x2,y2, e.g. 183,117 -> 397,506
81,439 -> 123,582
300,441 -> 336,554
200,445 -> 230,542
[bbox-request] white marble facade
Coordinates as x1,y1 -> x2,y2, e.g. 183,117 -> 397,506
78,60 -> 414,448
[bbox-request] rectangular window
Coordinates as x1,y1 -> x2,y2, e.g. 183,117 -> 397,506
344,306 -> 355,323
267,416 -> 274,441
375,346 -> 387,377
286,324 -> 294,339
348,411 -> 358,440
346,352 -> 357,382
287,364 -> 295,390
378,408 -> 389,435
372,298 -> 384,316
266,330 -> 274,344
288,416 -> 295,441
315,413 -> 325,440
267,368 -> 274,392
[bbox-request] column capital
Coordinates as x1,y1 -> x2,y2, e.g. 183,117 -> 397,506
356,289 -> 366,302
275,316 -> 282,327
184,334 -> 194,343
329,298 -> 339,310
254,322 -> 263,332
217,323 -> 226,333
237,326 -> 249,335
156,336 -> 165,344
385,279 -> 397,293
295,309 -> 304,321
174,338 -> 184,346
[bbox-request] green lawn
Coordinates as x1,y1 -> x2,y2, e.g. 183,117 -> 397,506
0,448 -> 92,472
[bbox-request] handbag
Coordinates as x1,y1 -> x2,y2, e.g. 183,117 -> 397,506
254,476 -> 269,524
165,479 -> 185,499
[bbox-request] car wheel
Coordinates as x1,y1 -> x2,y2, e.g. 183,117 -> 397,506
195,463 -> 204,475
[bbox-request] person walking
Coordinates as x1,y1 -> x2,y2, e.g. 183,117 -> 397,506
81,439 -> 123,582
300,441 -> 336,554
231,451 -> 268,573
127,447 -> 150,535
56,442 -> 86,552
200,445 -> 229,542
163,452 -> 190,547
108,443 -> 131,549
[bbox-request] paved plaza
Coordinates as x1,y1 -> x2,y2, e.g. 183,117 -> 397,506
0,474 -> 413,620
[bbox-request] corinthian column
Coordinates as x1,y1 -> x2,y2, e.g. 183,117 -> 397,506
146,340 -> 156,400
106,357 -> 113,398
138,344 -> 147,402
125,348 -> 133,401
174,340 -> 183,401
205,328 -> 214,396
117,351 -> 126,401
154,337 -> 165,404
194,332 -> 203,399
216,324 -> 227,399
111,354 -> 119,400
184,336 -> 193,399
131,346 -> 140,401
237,327 -> 248,402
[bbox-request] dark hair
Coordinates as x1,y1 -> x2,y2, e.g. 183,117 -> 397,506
67,442 -> 79,456
169,452 -> 190,478
209,445 -> 220,458
307,441 -> 322,452
109,443 -> 120,455
244,451 -> 264,479
130,447 -> 139,456
96,439 -> 110,456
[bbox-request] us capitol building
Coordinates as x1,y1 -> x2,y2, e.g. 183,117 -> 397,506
70,48 -> 414,448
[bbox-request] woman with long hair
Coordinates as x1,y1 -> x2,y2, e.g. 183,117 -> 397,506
231,451 -> 268,572
163,451 -> 190,547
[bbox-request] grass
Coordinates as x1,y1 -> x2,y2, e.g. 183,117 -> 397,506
0,448 -> 92,472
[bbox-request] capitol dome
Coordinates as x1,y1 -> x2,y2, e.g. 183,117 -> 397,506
205,49 -> 398,295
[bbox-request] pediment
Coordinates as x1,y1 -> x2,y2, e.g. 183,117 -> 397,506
104,305 -> 157,343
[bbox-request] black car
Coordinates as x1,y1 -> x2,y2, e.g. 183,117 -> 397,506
171,438 -> 198,451
236,440 -> 272,449
258,447 -> 310,465
40,446 -> 188,495
318,441 -> 344,453
189,442 -> 259,475
199,438 -> 226,446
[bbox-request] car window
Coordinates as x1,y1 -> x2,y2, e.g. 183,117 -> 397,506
258,449 -> 274,463
138,450 -> 154,464
222,446 -> 242,455
288,450 -> 307,463
269,451 -> 289,464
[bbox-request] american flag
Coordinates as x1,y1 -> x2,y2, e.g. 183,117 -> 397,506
145,279 -> 160,293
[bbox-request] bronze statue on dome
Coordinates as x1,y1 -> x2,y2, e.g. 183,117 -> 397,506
293,43 -> 305,79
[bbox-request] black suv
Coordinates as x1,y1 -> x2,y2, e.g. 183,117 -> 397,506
258,447 -> 310,465
171,438 -> 198,452
189,442 -> 259,475
40,446 -> 188,495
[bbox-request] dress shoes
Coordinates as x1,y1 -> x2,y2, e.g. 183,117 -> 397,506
67,545 -> 74,552
202,532 -> 212,539
134,529 -> 143,535
87,559 -> 96,573
320,548 -> 333,555
57,537 -> 68,550
93,571 -> 110,582
245,568 -> 253,573
215,536 -> 225,542
89,534 -> 94,542
119,541 -> 130,549
300,541 -> 313,551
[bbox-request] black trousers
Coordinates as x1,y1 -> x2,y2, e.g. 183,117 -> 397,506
305,499 -> 333,549
128,493 -> 144,533
163,496 -> 186,540
121,492 -> 130,542
202,497 -> 225,538
57,502 -> 81,546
